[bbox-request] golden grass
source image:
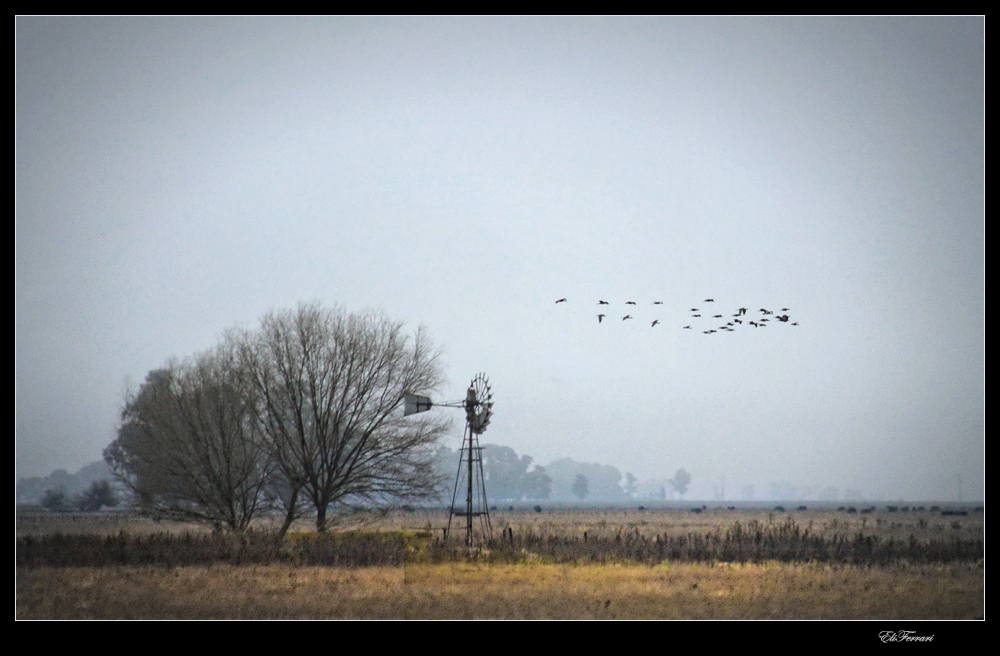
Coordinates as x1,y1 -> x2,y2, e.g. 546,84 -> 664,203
17,507 -> 983,619
17,561 -> 983,620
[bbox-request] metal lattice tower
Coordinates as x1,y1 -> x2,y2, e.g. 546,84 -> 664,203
446,374 -> 494,549
404,373 -> 494,549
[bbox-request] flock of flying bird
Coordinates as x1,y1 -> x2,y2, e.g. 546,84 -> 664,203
554,298 -> 799,334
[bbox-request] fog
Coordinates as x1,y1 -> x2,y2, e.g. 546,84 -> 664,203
16,17 -> 983,501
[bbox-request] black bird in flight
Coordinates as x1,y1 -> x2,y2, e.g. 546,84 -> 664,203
597,314 -> 605,323
653,301 -> 663,305
622,315 -> 633,321
625,301 -> 637,305
598,300 -> 609,305
651,320 -> 660,327
683,325 -> 692,329
705,298 -> 715,302
555,298 -> 567,303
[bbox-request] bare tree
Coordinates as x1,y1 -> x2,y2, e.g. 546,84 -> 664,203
105,345 -> 272,532
236,302 -> 448,532
40,487 -> 68,511
74,480 -> 119,511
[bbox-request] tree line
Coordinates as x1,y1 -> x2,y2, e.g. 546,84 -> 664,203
433,444 -> 553,502
104,302 -> 448,535
431,446 -> 686,503
17,460 -> 119,508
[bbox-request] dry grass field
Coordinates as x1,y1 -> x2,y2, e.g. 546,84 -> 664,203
16,506 -> 983,620
16,562 -> 982,620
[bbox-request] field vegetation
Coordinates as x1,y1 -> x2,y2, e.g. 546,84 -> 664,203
16,506 -> 983,619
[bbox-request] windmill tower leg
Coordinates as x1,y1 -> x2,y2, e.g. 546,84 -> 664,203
446,420 -> 492,550
446,423 -> 467,541
466,419 -> 474,548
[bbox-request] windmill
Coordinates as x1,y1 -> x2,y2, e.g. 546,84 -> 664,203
404,372 -> 494,549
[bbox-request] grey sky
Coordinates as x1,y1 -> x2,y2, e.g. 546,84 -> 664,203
16,17 -> 983,500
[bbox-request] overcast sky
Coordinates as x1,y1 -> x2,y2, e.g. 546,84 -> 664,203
16,17 -> 983,501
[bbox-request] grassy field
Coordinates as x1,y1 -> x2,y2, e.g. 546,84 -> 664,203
16,506 -> 984,620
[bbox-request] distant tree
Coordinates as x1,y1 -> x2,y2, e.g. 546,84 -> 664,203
521,466 -> 553,501
571,474 -> 589,501
482,445 -> 531,501
624,472 -> 638,498
547,458 -> 627,501
41,487 -> 67,511
17,460 -> 116,506
74,480 -> 119,512
481,444 -> 553,501
669,468 -> 691,499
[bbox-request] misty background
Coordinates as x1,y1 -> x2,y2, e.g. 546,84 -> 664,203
16,17 -> 983,502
